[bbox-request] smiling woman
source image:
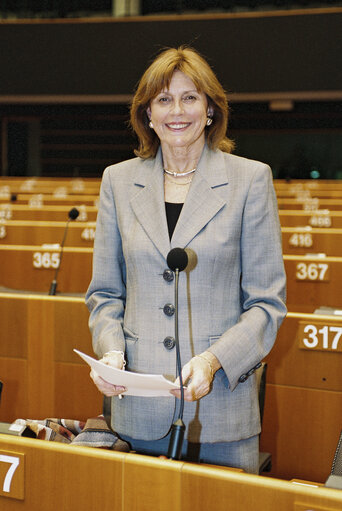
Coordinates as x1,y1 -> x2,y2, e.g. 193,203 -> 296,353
85,46 -> 287,473
129,46 -> 235,203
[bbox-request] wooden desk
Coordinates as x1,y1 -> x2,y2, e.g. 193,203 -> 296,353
0,204 -> 98,222
0,244 -> 92,293
274,179 -> 342,191
276,189 -> 342,199
1,436 -> 342,511
0,176 -> 100,195
0,193 -> 99,207
284,254 -> 342,312
262,312 -> 342,482
282,227 -> 342,256
279,210 -> 342,229
277,198 -> 342,211
0,293 -> 101,423
0,220 -> 96,247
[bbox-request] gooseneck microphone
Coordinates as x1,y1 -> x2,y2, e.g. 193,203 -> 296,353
48,207 -> 79,295
166,247 -> 188,460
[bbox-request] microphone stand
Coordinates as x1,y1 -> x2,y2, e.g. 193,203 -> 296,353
167,267 -> 186,460
48,208 -> 79,295
48,218 -> 71,295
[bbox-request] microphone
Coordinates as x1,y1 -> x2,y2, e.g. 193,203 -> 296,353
167,247 -> 188,272
48,207 -> 79,295
68,207 -> 79,221
166,247 -> 188,460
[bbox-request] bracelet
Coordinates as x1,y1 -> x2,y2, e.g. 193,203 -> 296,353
104,350 -> 126,367
104,351 -> 126,400
196,353 -> 214,380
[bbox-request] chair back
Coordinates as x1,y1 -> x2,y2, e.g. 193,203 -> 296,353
256,362 -> 267,424
331,430 -> 342,476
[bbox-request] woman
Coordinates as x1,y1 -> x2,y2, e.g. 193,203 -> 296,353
85,46 -> 286,473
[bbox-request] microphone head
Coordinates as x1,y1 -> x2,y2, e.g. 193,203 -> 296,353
167,248 -> 188,272
68,207 -> 79,220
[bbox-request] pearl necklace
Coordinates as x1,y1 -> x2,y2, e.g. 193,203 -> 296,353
164,167 -> 196,177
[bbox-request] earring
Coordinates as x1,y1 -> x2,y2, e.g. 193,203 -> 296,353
149,121 -> 154,129
206,117 -> 213,126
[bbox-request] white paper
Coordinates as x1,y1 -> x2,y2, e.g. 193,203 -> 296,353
74,349 -> 179,397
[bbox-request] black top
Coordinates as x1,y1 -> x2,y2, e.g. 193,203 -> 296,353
165,202 -> 183,240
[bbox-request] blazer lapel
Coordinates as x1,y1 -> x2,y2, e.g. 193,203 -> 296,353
171,146 -> 228,249
130,149 -> 171,259
129,145 -> 229,258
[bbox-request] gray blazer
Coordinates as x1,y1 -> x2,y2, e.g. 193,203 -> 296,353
85,144 -> 287,443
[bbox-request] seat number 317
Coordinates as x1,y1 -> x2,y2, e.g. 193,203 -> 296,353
301,324 -> 342,351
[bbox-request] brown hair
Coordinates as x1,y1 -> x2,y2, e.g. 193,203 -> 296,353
130,46 -> 234,159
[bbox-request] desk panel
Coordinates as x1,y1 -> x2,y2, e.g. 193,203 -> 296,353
0,293 -> 101,422
284,255 -> 342,312
0,245 -> 92,293
261,384 -> 342,483
0,204 -> 97,222
266,313 -> 342,391
279,210 -> 342,229
282,228 -> 342,256
0,220 -> 95,247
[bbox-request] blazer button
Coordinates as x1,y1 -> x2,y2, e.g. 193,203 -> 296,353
163,269 -> 174,282
163,337 -> 176,350
238,373 -> 248,383
163,303 -> 175,316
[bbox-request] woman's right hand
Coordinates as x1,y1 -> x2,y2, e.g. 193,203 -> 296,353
90,351 -> 127,397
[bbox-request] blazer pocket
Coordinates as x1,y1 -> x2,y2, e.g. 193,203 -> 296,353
208,335 -> 222,346
123,325 -> 139,342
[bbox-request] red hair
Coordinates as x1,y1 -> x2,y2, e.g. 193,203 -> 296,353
130,46 -> 234,159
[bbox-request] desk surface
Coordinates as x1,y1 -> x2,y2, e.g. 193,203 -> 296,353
1,435 -> 342,511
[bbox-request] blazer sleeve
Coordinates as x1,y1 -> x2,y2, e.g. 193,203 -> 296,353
85,167 -> 127,358
207,163 -> 287,391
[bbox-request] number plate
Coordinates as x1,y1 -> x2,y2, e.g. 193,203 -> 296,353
289,232 -> 313,248
309,213 -> 331,228
0,225 -> 7,239
81,227 -> 96,241
298,321 -> 342,352
0,451 -> 25,500
295,262 -> 330,282
32,252 -> 60,269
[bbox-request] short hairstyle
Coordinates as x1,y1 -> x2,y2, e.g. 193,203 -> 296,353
130,46 -> 234,159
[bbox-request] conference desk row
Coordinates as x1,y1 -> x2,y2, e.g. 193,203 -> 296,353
0,245 -> 341,313
1,187 -> 342,212
2,195 -> 342,211
1,434 -> 342,511
0,176 -> 100,195
1,176 -> 342,194
0,204 -> 98,222
2,221 -> 342,255
0,193 -> 99,207
2,204 -> 342,229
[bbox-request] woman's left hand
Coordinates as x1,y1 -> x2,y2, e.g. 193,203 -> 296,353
170,352 -> 221,402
